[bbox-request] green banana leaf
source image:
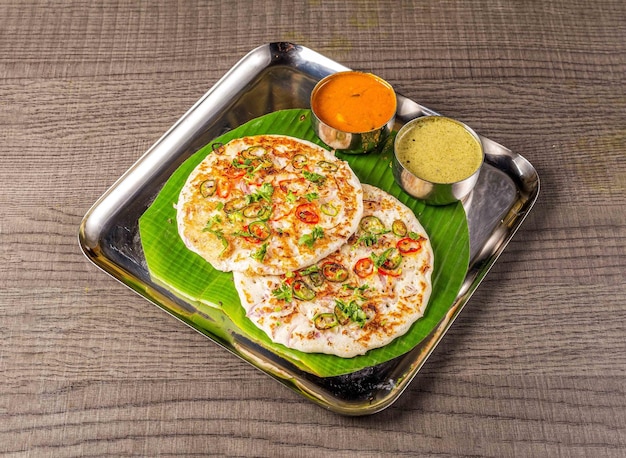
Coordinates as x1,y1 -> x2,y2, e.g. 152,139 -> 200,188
139,109 -> 469,377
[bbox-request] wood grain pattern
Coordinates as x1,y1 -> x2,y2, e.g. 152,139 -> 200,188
1,0 -> 624,456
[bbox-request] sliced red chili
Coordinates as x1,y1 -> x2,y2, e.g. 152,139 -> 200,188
397,237 -> 424,254
321,262 -> 349,282
354,257 -> 374,278
216,177 -> 231,198
378,267 -> 402,277
295,203 -> 319,224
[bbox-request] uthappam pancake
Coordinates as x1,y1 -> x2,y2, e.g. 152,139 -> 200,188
233,184 -> 434,357
176,135 -> 363,275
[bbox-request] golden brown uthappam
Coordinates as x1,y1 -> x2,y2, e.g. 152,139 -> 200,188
176,135 -> 363,275
233,184 -> 434,357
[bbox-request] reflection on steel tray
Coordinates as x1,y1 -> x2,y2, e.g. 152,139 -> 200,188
78,42 -> 540,415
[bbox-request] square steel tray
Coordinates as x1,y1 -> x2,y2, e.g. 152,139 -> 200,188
79,42 -> 539,415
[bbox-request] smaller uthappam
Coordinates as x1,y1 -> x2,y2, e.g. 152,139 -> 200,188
176,135 -> 363,276
233,184 -> 434,358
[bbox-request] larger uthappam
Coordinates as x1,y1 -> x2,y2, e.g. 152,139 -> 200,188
233,184 -> 434,358
176,135 -> 363,276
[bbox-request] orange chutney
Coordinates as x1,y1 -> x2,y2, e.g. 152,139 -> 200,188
311,71 -> 396,133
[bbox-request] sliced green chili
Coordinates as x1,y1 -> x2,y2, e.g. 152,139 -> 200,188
308,271 -> 324,288
199,179 -> 217,197
381,247 -> 403,270
313,312 -> 338,330
292,280 -> 316,301
242,202 -> 271,220
392,220 -> 408,237
242,146 -> 266,159
211,142 -> 225,155
316,160 -> 338,172
321,262 -> 349,282
292,154 -> 308,169
320,202 -> 339,216
248,221 -> 271,241
360,215 -> 387,234
223,196 -> 249,214
333,305 -> 350,325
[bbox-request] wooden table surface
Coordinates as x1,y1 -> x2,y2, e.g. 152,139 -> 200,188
2,0 -> 625,456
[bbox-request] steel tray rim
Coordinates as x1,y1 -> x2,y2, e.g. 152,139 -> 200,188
79,42 -> 539,415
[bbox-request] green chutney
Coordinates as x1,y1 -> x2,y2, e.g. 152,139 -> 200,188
395,117 -> 483,184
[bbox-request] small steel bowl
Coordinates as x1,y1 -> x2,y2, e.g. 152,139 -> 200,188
310,71 -> 397,154
392,116 -> 484,206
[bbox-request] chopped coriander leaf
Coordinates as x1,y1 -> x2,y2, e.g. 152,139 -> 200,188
342,283 -> 370,300
202,215 -> 228,251
335,299 -> 367,327
251,242 -> 268,262
299,264 -> 320,276
304,192 -> 319,202
232,157 -> 253,169
214,232 -> 229,251
302,170 -> 326,184
342,283 -> 370,292
298,226 -> 324,248
272,283 -> 293,303
370,248 -> 396,268
232,228 -> 253,238
356,232 -> 380,247
232,153 -> 271,178
246,183 -> 274,204
203,214 -> 222,230
286,191 -> 298,203
227,211 -> 244,223
241,163 -> 265,182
